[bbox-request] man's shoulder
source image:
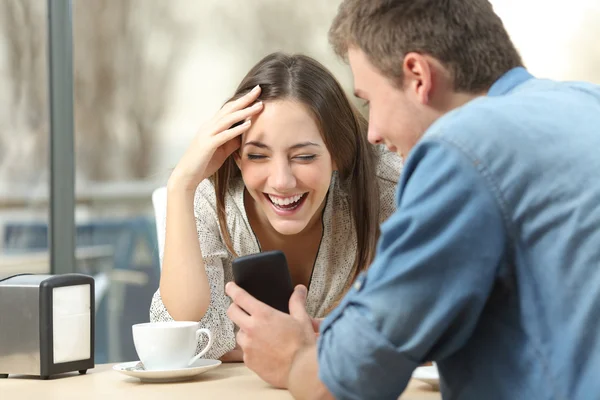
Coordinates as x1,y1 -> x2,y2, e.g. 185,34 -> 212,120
423,77 -> 600,149
420,97 -> 512,154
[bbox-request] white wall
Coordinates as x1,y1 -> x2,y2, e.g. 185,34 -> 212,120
492,0 -> 600,81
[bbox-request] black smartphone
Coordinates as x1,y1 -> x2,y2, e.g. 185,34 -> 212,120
231,250 -> 294,314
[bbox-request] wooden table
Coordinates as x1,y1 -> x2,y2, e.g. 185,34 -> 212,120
0,363 -> 441,399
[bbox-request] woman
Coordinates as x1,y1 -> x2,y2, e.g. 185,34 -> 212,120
150,52 -> 402,361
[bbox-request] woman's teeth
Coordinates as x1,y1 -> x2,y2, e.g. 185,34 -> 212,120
268,193 -> 304,207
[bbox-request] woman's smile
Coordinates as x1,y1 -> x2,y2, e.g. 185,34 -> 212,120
264,192 -> 309,216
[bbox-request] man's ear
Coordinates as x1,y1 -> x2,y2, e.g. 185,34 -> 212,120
402,52 -> 433,105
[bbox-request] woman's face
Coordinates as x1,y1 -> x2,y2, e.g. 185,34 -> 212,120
235,100 -> 334,236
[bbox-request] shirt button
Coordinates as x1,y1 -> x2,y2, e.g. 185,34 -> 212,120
354,281 -> 363,291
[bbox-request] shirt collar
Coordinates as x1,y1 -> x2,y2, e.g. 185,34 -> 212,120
487,67 -> 534,97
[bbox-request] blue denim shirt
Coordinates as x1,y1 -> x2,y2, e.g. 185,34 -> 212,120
317,68 -> 600,400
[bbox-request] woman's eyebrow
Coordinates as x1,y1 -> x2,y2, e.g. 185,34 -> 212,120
289,142 -> 320,150
244,141 -> 270,149
243,141 -> 320,150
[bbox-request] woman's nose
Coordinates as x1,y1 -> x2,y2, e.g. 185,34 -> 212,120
268,160 -> 296,192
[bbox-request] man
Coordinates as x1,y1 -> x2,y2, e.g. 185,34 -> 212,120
226,0 -> 600,398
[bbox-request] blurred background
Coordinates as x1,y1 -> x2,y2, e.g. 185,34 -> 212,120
0,0 -> 598,364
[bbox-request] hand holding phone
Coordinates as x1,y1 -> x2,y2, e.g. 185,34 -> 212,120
231,250 -> 294,313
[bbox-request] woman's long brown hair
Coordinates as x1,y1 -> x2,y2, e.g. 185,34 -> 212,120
211,52 -> 381,280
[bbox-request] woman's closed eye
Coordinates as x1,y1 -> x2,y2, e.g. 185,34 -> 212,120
246,154 -> 317,162
294,154 -> 317,162
247,154 -> 267,160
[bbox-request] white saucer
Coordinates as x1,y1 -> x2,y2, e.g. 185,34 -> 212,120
113,359 -> 222,383
412,365 -> 440,390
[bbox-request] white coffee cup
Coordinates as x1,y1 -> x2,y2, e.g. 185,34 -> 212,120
132,321 -> 213,370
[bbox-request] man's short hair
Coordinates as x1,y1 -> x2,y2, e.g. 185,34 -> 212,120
329,0 -> 524,92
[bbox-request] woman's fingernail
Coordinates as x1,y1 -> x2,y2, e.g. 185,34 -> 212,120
252,85 -> 260,92
254,101 -> 263,108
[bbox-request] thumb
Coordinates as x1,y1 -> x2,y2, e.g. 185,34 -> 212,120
289,285 -> 309,321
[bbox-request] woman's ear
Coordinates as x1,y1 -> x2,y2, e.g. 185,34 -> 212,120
233,151 -> 242,170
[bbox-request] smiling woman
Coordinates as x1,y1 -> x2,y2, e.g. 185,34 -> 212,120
235,100 -> 333,237
150,52 -> 403,361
